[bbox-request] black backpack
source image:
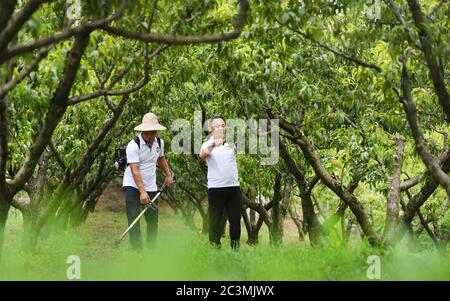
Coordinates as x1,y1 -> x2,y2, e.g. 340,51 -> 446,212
114,136 -> 161,171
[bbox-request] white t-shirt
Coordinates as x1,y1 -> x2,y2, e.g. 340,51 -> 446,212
200,138 -> 240,188
122,134 -> 164,191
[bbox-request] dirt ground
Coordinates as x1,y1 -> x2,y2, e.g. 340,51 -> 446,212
96,177 -> 302,244
96,177 -> 173,213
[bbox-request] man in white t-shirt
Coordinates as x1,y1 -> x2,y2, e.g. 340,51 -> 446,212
122,112 -> 174,251
200,116 -> 242,249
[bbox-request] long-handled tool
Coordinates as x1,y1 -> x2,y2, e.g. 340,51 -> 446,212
115,172 -> 176,246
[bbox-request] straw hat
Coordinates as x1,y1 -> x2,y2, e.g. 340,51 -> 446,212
134,112 -> 167,131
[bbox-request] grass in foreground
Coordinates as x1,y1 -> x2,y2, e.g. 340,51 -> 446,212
1,208 -> 450,280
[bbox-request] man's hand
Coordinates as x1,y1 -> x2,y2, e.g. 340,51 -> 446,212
212,138 -> 224,147
140,191 -> 150,205
164,175 -> 174,186
208,138 -> 223,151
200,138 -> 223,160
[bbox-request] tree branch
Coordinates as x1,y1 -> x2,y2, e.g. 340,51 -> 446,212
402,192 -> 439,245
68,94 -> 129,188
394,151 -> 450,244
399,51 -> 450,197
400,149 -> 450,191
79,155 -> 107,201
307,174 -> 320,194
268,108 -> 380,245
67,44 -> 167,106
0,0 -> 128,64
278,140 -> 321,241
8,32 -> 90,196
0,99 -> 8,192
429,0 -> 447,17
322,174 -> 360,229
375,154 -> 389,179
0,44 -> 52,99
383,0 -> 405,23
48,140 -> 66,171
288,200 -> 305,239
407,0 -> 450,121
93,62 -> 116,88
0,0 -> 51,53
242,193 -> 272,228
148,0 -> 159,33
276,17 -> 382,72
0,0 -> 17,32
400,175 -> 421,191
383,0 -> 422,49
99,0 -> 249,45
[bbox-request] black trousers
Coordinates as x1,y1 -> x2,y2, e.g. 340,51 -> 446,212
123,186 -> 158,251
208,186 -> 242,249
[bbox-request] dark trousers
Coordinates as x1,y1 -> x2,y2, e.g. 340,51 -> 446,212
123,186 -> 158,251
208,186 -> 242,249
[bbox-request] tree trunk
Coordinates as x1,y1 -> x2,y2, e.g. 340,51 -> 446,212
242,208 -> 259,245
0,197 -> 10,261
383,135 -> 406,241
406,0 -> 450,121
289,204 -> 305,241
247,227 -> 259,245
200,211 -> 209,234
269,108 -> 380,246
68,202 -> 85,228
196,197 -> 208,234
397,153 -> 450,239
29,184 -> 70,252
178,201 -> 198,232
7,32 -> 91,197
344,217 -> 353,243
184,212 -> 197,231
278,140 -> 322,244
270,174 -> 283,245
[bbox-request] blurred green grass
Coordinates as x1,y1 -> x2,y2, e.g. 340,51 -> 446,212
1,208 -> 449,280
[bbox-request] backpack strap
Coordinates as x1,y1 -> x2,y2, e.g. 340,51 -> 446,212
134,136 -> 161,150
133,136 -> 140,150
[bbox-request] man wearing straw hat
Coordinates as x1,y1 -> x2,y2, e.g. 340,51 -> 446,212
122,112 -> 174,251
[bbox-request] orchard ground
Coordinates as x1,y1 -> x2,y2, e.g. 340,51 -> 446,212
1,179 -> 450,281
